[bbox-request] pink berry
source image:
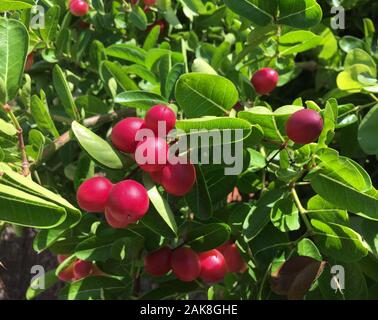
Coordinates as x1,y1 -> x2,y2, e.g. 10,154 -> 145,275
171,248 -> 201,282
285,109 -> 324,144
161,162 -> 196,196
104,180 -> 149,227
111,117 -> 145,153
135,136 -> 169,173
144,246 -> 172,276
144,105 -> 176,137
251,68 -> 279,95
69,0 -> 89,17
199,249 -> 227,283
76,176 -> 113,212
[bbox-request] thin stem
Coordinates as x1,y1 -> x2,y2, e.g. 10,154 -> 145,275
264,140 -> 288,169
369,93 -> 378,102
257,263 -> 272,300
2,104 -> 30,176
290,186 -> 313,232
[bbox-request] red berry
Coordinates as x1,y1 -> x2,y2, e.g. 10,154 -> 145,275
199,249 -> 227,283
216,241 -> 232,253
251,68 -> 279,95
105,180 -> 149,227
161,162 -> 196,196
150,170 -> 163,184
73,260 -> 93,280
144,0 -> 156,6
144,246 -> 172,276
57,254 -> 69,263
105,207 -> 130,229
171,247 -> 201,282
221,243 -> 247,273
58,263 -> 75,282
25,53 -> 34,71
144,105 -> 176,137
285,109 -> 324,144
135,136 -> 168,173
76,176 -> 113,212
111,117 -> 145,153
69,0 -> 89,17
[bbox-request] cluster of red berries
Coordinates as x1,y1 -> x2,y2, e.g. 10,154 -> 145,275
76,176 -> 149,228
144,241 -> 247,283
57,255 -> 102,282
69,0 -> 89,17
250,68 -> 324,144
111,104 -> 197,197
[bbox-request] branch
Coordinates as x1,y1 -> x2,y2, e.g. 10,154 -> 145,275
34,108 -> 135,168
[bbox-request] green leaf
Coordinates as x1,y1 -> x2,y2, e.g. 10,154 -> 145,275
143,25 -> 160,51
142,174 -> 178,238
0,183 -> 66,228
317,98 -> 338,148
270,197 -> 300,232
71,121 -> 123,170
186,223 -> 231,252
317,148 -> 372,192
311,219 -> 368,262
297,238 -> 322,261
129,5 -> 148,31
243,188 -> 284,240
26,269 -> 59,300
358,103 -> 378,155
75,236 -> 114,261
277,0 -> 322,28
115,91 -> 167,109
185,165 -> 213,220
164,63 -> 185,100
0,0 -> 33,12
175,73 -> 239,118
0,118 -> 17,136
310,172 -> 378,221
105,44 -> 146,65
223,0 -> 276,26
191,58 -> 217,75
278,31 -> 322,56
52,65 -> 79,120
30,94 -> 59,138
40,5 -> 60,44
0,18 -> 29,104
75,95 -> 111,116
59,276 -> 131,300
100,61 -> 139,91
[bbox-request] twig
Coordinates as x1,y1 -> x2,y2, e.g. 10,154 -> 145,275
33,108 -> 135,168
2,104 -> 30,176
290,185 -> 313,232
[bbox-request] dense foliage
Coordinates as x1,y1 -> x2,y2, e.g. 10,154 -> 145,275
0,0 -> 378,300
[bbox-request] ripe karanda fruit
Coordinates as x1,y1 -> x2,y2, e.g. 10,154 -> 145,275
69,0 -> 89,17
144,0 -> 156,6
199,249 -> 227,283
285,109 -> 324,144
76,176 -> 113,212
25,53 -> 34,71
171,247 -> 201,282
135,136 -> 169,173
161,161 -> 196,196
105,180 -> 149,228
73,260 -> 93,280
144,246 -> 172,276
144,104 -> 176,137
219,243 -> 247,273
251,68 -> 279,95
111,117 -> 145,153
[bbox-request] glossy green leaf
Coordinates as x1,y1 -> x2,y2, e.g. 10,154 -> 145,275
358,104 -> 378,155
71,121 -> 123,170
0,18 -> 29,104
175,73 -> 238,118
186,223 -> 231,252
115,91 -> 167,109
